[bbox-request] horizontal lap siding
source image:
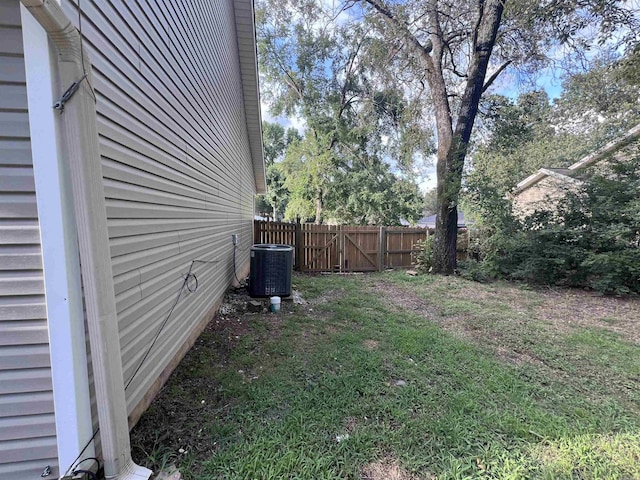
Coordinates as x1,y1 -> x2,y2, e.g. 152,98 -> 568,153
0,1 -> 58,479
61,0 -> 255,416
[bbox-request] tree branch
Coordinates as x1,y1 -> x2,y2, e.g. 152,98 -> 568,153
362,0 -> 434,61
482,60 -> 512,93
266,41 -> 304,100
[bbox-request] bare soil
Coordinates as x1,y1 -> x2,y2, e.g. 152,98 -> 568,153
371,277 -> 640,345
361,458 -> 424,480
363,339 -> 379,350
533,288 -> 640,343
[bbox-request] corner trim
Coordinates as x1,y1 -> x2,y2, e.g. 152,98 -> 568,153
20,4 -> 94,471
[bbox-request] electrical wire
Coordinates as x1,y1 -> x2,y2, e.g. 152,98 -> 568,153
73,457 -> 100,470
62,258 -> 217,477
72,469 -> 98,480
77,0 -> 97,104
62,429 -> 100,478
232,245 -> 242,285
124,259 -> 216,391
186,273 -> 198,293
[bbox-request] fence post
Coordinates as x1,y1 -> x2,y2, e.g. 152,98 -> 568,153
295,217 -> 302,271
378,226 -> 385,271
337,225 -> 342,272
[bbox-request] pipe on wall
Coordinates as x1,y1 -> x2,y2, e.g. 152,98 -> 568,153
19,1 -> 152,479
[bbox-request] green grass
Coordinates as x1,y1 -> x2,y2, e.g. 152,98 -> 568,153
132,272 -> 640,479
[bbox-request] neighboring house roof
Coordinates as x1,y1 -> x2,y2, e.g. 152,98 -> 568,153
513,123 -> 640,195
234,0 -> 266,194
416,212 -> 469,228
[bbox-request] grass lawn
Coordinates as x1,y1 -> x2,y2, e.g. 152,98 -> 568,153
131,272 -> 640,479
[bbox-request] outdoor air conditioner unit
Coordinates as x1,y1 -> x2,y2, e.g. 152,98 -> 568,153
249,244 -> 293,297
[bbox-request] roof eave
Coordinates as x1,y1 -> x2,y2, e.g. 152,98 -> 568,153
234,0 -> 266,194
540,168 -> 580,183
513,170 -> 547,194
568,123 -> 640,172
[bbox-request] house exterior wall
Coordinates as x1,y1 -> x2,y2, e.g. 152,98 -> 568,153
0,1 -> 58,478
59,0 -> 257,421
513,176 -> 576,218
512,134 -> 640,219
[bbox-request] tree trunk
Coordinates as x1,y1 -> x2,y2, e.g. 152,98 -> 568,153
363,0 -> 505,274
431,0 -> 505,274
431,141 -> 462,274
432,200 -> 458,273
315,189 -> 323,224
431,134 -> 469,273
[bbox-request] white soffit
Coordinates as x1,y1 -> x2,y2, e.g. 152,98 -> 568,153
233,0 -> 266,194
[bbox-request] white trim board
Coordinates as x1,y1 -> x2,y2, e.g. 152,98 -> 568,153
21,4 -> 95,472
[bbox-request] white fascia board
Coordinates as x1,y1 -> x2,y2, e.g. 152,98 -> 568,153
21,4 -> 94,470
514,170 -> 547,194
568,123 -> 640,171
234,0 -> 266,194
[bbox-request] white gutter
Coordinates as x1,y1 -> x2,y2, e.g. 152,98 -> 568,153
20,6 -> 94,474
19,1 -> 151,479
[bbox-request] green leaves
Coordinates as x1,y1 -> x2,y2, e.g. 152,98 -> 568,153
256,0 -> 429,224
479,155 -> 640,294
255,122 -> 302,219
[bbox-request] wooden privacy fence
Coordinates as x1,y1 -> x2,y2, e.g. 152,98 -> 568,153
254,220 -> 469,272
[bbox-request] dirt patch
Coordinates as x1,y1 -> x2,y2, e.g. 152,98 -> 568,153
361,459 -> 420,480
308,288 -> 347,306
370,280 -> 470,340
364,339 -> 379,350
368,276 -> 640,378
534,289 -> 640,344
345,416 -> 358,432
372,278 -> 640,345
493,345 -> 546,368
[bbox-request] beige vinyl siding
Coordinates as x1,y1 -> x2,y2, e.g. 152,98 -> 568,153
0,1 -> 58,478
61,0 -> 257,417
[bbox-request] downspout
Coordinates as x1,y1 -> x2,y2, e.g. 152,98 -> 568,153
19,1 -> 152,479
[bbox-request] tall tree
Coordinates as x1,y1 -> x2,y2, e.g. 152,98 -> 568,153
465,45 -> 640,232
256,0 -> 431,225
359,0 -> 639,273
255,122 -> 301,219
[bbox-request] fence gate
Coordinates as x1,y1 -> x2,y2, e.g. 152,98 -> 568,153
384,228 -> 428,268
340,227 -> 381,272
301,224 -> 340,272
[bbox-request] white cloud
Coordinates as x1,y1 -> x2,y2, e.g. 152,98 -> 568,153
260,100 -> 307,133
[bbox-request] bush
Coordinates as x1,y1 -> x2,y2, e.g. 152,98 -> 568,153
457,260 -> 492,282
411,236 -> 434,273
481,157 -> 640,295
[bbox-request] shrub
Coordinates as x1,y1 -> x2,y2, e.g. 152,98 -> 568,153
457,260 -> 492,282
481,156 -> 640,295
411,236 -> 434,273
